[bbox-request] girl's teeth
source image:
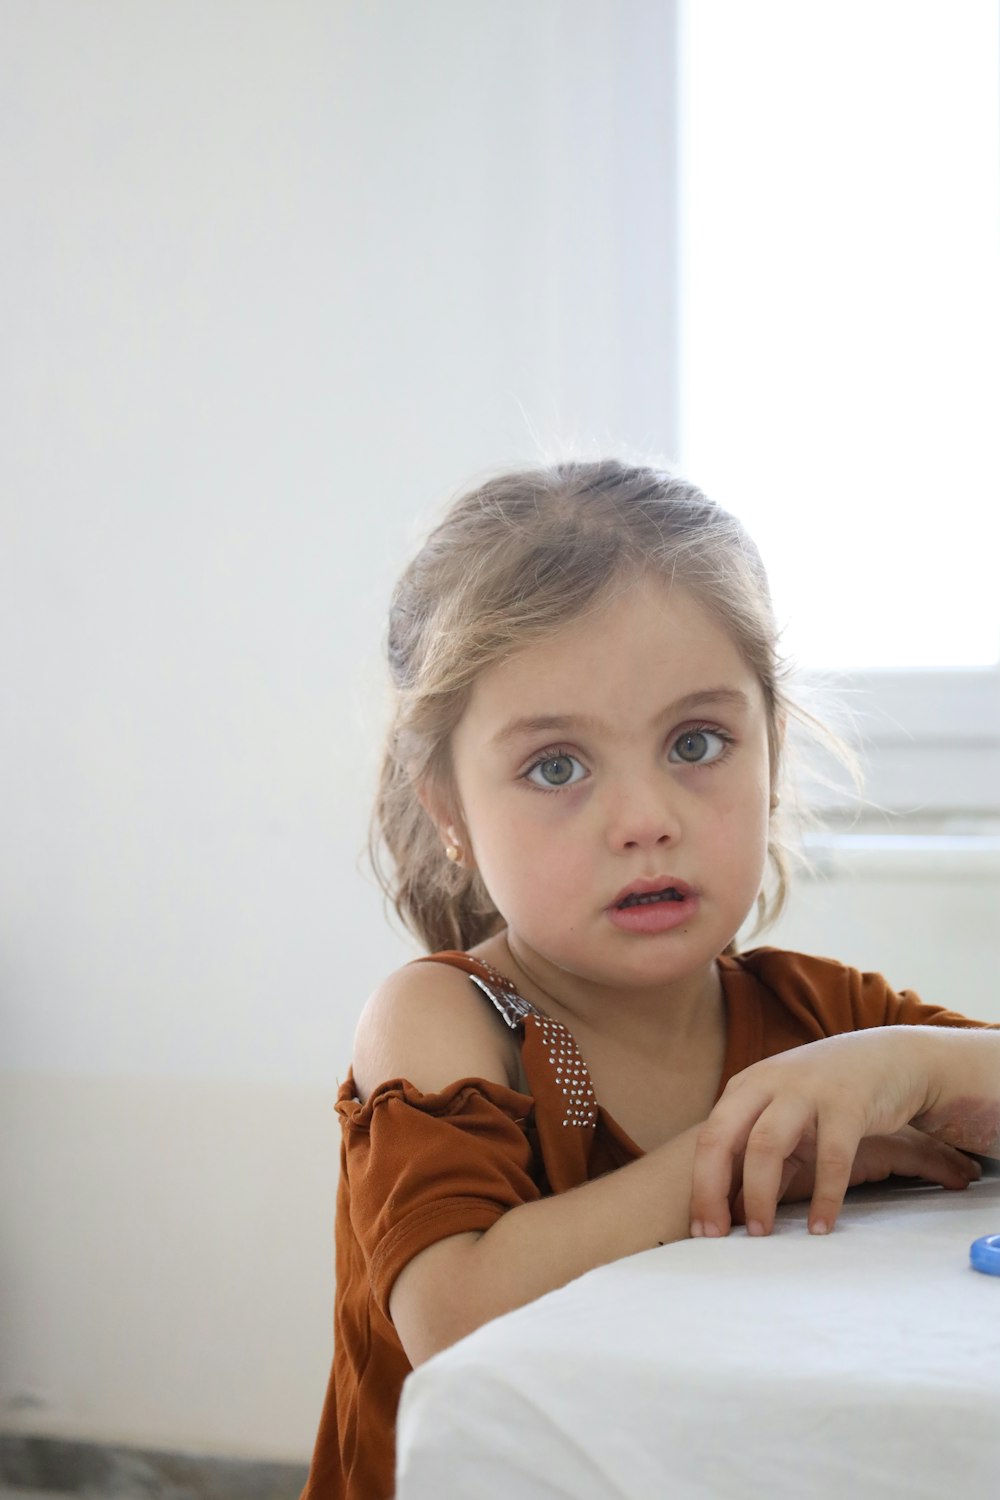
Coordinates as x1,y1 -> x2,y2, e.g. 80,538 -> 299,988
623,888 -> 682,906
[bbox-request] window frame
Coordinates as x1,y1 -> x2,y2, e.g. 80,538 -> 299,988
797,666 -> 1000,821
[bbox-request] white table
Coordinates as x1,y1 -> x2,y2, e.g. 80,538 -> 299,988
396,1167 -> 1000,1498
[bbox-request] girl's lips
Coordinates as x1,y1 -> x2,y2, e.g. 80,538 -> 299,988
606,891 -> 700,935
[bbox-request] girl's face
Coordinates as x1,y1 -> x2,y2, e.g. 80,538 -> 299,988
447,576 -> 774,997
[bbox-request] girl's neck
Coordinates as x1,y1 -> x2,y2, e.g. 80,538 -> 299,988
482,930 -> 725,1056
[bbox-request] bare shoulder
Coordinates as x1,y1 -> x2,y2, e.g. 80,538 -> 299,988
352,958 -> 521,1104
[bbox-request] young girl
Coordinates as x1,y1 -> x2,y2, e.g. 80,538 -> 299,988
301,459 -> 999,1500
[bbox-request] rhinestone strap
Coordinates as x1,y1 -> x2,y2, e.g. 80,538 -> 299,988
466,962 -> 598,1129
467,965 -> 542,1029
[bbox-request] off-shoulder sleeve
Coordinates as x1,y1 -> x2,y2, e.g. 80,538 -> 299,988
337,1074 -> 540,1320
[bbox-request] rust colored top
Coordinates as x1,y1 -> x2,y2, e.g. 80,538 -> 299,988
300,946 -> 995,1500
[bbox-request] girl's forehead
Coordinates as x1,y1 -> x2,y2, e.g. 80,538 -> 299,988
465,579 -> 761,718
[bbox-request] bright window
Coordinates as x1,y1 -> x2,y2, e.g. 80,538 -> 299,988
679,0 -> 1000,671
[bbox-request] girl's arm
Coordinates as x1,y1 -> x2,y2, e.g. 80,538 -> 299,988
353,963 -> 708,1365
389,1122 -> 703,1366
689,1026 -> 1000,1242
357,970 -> 980,1366
392,1115 -> 980,1365
910,1027 -> 1000,1154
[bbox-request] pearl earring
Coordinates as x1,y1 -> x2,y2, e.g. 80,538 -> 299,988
444,827 -> 462,862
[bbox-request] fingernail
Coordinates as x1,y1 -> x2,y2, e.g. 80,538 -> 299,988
747,1219 -> 765,1237
704,1221 -> 722,1239
810,1218 -> 829,1235
690,1220 -> 704,1239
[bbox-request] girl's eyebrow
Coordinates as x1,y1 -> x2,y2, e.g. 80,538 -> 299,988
491,688 -> 752,746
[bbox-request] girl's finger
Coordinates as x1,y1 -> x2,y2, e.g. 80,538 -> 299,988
805,1117 -> 862,1234
738,1099 -> 816,1234
888,1135 -> 982,1189
689,1134 -> 739,1237
690,1096 -> 770,1236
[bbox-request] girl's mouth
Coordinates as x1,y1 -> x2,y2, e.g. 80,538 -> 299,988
616,887 -> 686,908
606,878 -> 699,934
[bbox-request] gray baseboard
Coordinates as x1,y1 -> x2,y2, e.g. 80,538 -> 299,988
0,1435 -> 308,1500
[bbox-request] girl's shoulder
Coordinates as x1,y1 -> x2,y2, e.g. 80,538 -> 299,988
351,952 -> 523,1104
725,944 -> 992,1031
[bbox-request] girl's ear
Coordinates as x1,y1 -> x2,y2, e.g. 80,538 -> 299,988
416,781 -> 451,841
417,785 -> 474,870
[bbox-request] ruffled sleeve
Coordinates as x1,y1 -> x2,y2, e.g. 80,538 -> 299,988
337,1072 -> 540,1319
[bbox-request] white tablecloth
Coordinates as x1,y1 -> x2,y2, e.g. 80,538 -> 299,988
396,1168 -> 1000,1498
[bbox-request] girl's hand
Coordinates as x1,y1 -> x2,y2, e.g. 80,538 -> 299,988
689,1028 -> 940,1238
729,1125 -> 982,1226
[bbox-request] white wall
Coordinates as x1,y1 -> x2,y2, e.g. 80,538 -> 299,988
0,0 -> 681,1461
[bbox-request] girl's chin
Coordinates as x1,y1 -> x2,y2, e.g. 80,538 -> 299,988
504,932 -> 723,987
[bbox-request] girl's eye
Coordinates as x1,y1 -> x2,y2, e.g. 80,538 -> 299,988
669,728 -> 731,765
525,753 -> 587,789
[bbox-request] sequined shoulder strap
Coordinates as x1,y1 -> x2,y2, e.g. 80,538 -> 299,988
415,951 -> 542,1030
416,952 -> 599,1139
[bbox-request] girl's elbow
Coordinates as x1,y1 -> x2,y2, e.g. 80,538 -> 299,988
388,1230 -> 489,1367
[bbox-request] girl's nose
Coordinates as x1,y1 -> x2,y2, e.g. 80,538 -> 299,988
604,777 -> 682,852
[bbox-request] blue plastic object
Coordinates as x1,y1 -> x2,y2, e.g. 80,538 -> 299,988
969,1235 -> 1000,1276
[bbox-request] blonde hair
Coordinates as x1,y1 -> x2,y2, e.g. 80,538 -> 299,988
373,458 -> 809,954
